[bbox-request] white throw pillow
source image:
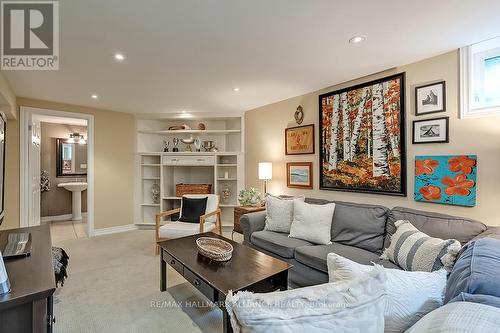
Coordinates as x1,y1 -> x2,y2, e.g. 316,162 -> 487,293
327,253 -> 447,333
225,265 -> 387,333
288,199 -> 335,245
406,302 -> 500,333
264,194 -> 304,233
381,220 -> 461,272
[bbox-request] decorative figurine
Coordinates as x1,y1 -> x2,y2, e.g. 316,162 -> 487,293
172,138 -> 179,152
163,140 -> 170,152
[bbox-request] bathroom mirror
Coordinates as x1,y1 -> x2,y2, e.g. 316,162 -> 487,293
56,138 -> 87,177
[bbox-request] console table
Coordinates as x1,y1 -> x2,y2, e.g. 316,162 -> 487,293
0,225 -> 56,333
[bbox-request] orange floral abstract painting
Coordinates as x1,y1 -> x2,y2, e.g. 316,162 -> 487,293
414,155 -> 477,207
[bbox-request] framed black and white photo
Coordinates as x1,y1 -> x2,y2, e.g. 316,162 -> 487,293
412,117 -> 449,144
415,81 -> 446,116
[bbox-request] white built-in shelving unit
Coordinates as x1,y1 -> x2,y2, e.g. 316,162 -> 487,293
135,115 -> 245,230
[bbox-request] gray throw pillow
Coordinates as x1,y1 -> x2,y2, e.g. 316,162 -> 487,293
381,220 -> 461,272
264,194 -> 304,233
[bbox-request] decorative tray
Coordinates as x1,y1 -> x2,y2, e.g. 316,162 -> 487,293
196,237 -> 233,261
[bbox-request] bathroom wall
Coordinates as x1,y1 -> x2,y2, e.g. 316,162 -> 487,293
40,122 -> 88,218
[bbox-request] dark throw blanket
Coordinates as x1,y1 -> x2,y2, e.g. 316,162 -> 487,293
52,247 -> 69,287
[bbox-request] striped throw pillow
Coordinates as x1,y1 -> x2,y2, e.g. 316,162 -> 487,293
381,220 -> 461,272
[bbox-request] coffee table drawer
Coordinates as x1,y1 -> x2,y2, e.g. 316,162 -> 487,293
163,251 -> 183,276
183,268 -> 215,301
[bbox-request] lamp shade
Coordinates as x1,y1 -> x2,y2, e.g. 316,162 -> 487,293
258,162 -> 272,180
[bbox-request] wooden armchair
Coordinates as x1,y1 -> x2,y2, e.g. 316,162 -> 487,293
155,194 -> 222,255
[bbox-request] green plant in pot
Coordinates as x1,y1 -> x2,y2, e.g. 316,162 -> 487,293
238,188 -> 263,207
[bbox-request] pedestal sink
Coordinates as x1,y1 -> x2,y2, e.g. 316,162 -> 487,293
57,182 -> 87,221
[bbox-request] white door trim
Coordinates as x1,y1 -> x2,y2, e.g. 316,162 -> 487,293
19,106 -> 96,237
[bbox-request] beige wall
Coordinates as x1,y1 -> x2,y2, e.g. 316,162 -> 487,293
245,50 -> 500,227
40,122 -> 88,217
2,98 -> 135,230
0,72 -> 16,119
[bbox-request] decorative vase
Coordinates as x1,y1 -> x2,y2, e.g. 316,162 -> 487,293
151,181 -> 160,204
221,186 -> 231,204
194,138 -> 201,152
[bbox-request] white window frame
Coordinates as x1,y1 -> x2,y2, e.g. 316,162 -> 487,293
460,37 -> 500,118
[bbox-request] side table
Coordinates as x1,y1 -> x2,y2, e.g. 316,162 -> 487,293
233,205 -> 265,239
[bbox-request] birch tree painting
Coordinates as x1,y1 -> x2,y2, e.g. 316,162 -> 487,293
319,73 -> 406,196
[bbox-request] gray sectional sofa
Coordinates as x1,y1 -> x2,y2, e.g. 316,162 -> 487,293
241,198 -> 499,288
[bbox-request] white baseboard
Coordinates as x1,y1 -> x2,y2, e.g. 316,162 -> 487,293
136,224 -> 155,230
93,224 -> 138,236
41,212 -> 88,223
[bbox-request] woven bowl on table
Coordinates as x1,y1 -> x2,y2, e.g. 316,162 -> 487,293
196,237 -> 233,261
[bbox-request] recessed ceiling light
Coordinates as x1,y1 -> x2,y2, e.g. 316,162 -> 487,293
349,35 -> 366,44
91,94 -> 98,100
114,53 -> 125,61
232,87 -> 240,92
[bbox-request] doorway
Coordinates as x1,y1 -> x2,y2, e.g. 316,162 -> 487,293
20,107 -> 95,241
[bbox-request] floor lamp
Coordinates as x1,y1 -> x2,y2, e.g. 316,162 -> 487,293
258,162 -> 272,194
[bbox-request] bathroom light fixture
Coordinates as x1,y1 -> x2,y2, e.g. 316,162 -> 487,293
91,94 -> 98,100
232,87 -> 240,92
349,35 -> 366,44
68,133 -> 86,144
114,53 -> 125,61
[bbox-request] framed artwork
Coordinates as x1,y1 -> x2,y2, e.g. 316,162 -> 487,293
319,72 -> 406,196
415,155 -> 477,207
412,117 -> 449,144
285,124 -> 315,155
415,81 -> 446,116
287,162 -> 313,189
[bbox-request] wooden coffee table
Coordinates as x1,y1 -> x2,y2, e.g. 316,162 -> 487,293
159,232 -> 292,333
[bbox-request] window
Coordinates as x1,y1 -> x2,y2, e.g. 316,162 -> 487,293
460,37 -> 500,118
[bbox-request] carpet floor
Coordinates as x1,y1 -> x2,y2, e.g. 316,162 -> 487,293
52,230 -> 224,333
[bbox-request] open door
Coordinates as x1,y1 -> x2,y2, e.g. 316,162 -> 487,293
28,117 -> 41,227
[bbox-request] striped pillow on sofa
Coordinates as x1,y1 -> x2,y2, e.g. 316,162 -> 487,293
381,220 -> 461,272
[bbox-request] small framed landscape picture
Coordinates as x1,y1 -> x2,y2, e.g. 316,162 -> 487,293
285,124 -> 315,155
413,117 -> 449,144
415,81 -> 446,116
287,162 -> 313,189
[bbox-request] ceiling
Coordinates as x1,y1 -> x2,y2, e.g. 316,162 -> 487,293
4,0 -> 500,115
